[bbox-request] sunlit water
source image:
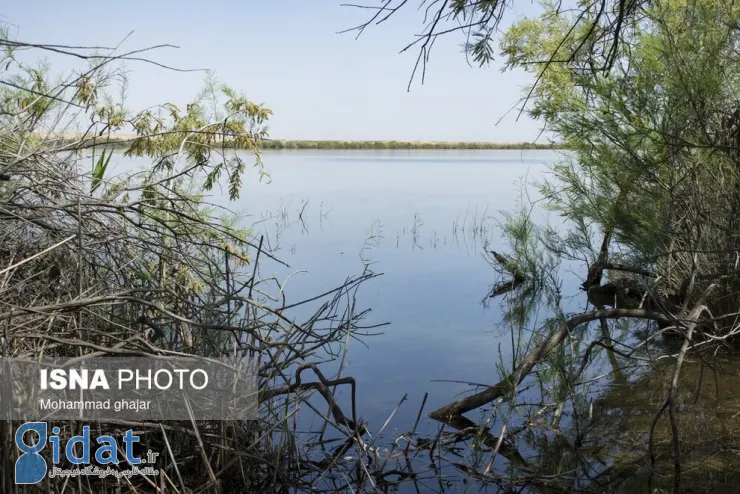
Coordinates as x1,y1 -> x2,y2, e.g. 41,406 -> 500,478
104,148 -> 739,491
112,148 -> 573,481
229,149 -> 564,432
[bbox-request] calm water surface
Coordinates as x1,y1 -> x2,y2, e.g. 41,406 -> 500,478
111,149 -> 738,491
231,149 -> 563,433
115,148 -> 563,433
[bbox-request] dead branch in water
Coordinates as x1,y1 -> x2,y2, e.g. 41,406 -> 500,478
429,308 -> 668,421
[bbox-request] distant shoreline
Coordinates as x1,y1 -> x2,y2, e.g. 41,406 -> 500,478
50,134 -> 564,151
260,140 -> 563,150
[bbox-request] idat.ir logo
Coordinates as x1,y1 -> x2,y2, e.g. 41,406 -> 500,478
15,422 -> 146,484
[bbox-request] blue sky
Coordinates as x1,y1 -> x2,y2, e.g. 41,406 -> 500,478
2,1 -> 544,142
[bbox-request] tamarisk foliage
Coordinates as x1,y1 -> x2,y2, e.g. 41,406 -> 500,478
344,0 -> 648,89
348,0 -> 740,491
0,28 -> 391,493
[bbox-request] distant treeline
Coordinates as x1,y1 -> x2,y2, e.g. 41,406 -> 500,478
260,139 -> 564,150
52,134 -> 564,151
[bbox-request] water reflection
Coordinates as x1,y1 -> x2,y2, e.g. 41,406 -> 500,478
236,150 -> 740,493
106,148 -> 735,492
239,150 -> 557,429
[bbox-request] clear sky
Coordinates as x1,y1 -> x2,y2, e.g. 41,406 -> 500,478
1,1 -> 545,142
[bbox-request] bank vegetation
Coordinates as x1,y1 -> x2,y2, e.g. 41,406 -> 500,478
353,0 -> 740,492
52,134 -> 563,151
3,0 -> 740,491
0,30 -> 388,493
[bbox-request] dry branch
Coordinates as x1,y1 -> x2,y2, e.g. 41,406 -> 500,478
429,308 -> 668,421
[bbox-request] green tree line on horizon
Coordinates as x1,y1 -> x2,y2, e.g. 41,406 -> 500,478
57,134 -> 564,150
259,139 -> 562,150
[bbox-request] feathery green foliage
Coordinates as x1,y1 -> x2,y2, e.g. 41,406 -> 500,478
0,26 -> 382,493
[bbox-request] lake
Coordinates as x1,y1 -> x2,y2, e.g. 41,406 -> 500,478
102,147 -> 740,493
97,147 -> 739,492
227,149 -> 562,432
112,147 -> 594,490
